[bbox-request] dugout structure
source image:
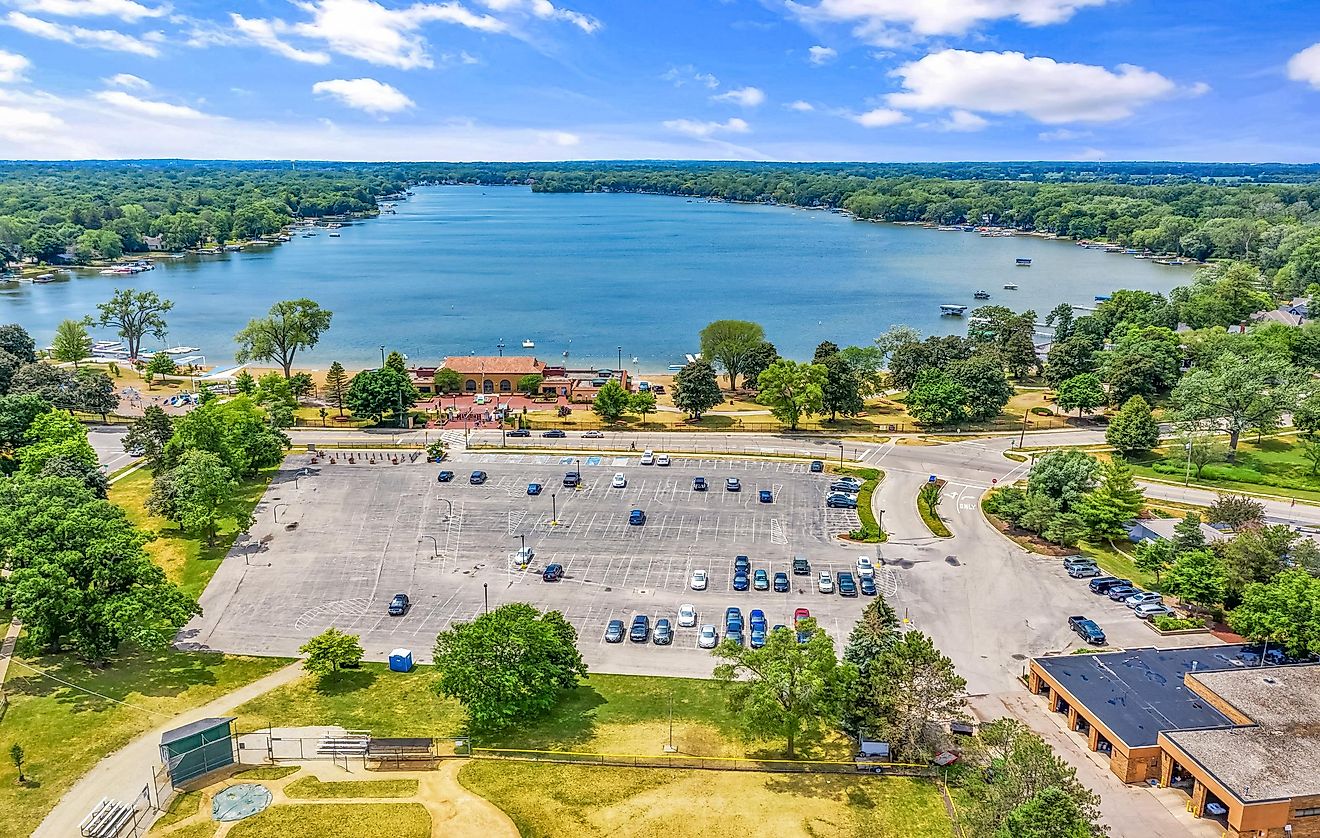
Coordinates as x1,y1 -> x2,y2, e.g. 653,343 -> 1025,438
159,717 -> 238,788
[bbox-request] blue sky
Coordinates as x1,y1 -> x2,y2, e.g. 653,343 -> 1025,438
0,0 -> 1317,161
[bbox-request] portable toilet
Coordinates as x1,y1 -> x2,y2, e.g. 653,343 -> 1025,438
388,649 -> 414,672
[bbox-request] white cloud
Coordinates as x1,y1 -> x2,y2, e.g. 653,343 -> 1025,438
233,0 -> 508,70
662,65 -> 719,89
938,109 -> 987,131
1287,42 -> 1320,89
887,49 -> 1180,123
851,107 -> 907,127
787,0 -> 1112,42
0,103 -> 65,142
13,0 -> 168,22
312,77 -> 414,114
93,89 -> 208,119
711,85 -> 765,107
476,0 -> 599,33
0,50 -> 31,83
787,99 -> 815,111
103,71 -> 150,89
808,45 -> 836,65
4,11 -> 160,55
1038,127 -> 1091,141
536,129 -> 579,146
662,117 -> 750,138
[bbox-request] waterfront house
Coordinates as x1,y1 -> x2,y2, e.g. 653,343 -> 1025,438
437,356 -> 545,396
1251,298 -> 1309,328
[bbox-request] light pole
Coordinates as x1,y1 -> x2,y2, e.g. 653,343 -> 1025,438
617,346 -> 622,372
1018,409 -> 1029,449
551,492 -> 558,526
1184,441 -> 1193,486
273,503 -> 290,522
833,440 -> 844,468
419,535 -> 439,557
379,345 -> 386,369
482,582 -> 488,615
877,509 -> 886,536
497,340 -> 505,357
575,458 -> 581,488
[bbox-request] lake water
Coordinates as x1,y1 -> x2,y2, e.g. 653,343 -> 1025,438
1,185 -> 1190,371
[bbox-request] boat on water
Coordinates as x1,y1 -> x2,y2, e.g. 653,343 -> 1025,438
1003,283 -> 1019,290
940,304 -> 968,316
973,290 -> 991,300
328,232 -> 341,237
32,273 -> 56,283
522,339 -> 535,348
667,363 -> 685,372
1104,246 -> 1123,253
301,232 -> 316,238
1015,258 -> 1032,266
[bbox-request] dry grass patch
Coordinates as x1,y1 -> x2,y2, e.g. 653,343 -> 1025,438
156,821 -> 217,838
284,776 -> 419,799
225,802 -> 430,838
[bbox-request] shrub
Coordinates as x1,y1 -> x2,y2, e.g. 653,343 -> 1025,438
1153,615 -> 1203,632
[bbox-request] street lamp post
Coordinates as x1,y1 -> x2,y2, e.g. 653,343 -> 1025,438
379,345 -> 386,369
1018,409 -> 1030,449
1184,441 -> 1193,486
551,492 -> 558,526
419,535 -> 439,557
833,440 -> 844,468
273,503 -> 290,522
617,346 -> 622,372
483,582 -> 488,615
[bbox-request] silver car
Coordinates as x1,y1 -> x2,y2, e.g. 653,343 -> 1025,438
1125,592 -> 1163,609
697,624 -> 719,649
818,572 -> 834,594
678,603 -> 697,627
1134,603 -> 1175,620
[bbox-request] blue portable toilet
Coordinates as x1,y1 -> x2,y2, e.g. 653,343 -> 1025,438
389,648 -> 414,673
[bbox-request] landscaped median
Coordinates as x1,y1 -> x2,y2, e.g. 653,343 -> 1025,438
835,466 -> 886,542
917,480 -> 952,538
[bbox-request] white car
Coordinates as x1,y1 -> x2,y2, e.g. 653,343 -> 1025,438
640,450 -> 655,465
678,604 -> 697,627
1125,592 -> 1162,609
856,556 -> 875,578
697,624 -> 718,649
690,569 -> 708,590
656,453 -> 670,466
611,472 -> 627,488
1134,603 -> 1175,620
511,547 -> 535,566
818,572 -> 834,594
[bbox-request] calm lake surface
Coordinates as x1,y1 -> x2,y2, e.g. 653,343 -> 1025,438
1,186 -> 1191,371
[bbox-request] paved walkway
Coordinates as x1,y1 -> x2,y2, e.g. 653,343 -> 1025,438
31,662 -> 306,838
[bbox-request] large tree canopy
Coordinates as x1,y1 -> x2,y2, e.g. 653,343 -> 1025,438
699,320 -> 766,390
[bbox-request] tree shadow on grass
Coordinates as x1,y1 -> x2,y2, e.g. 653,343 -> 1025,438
311,668 -> 378,697
6,646 -> 235,713
478,684 -> 606,750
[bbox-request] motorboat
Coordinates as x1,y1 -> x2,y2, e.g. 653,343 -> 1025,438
940,304 -> 968,316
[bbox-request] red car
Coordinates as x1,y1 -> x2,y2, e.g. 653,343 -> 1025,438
794,608 -> 811,626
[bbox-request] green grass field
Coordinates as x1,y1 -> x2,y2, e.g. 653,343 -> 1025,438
0,649 -> 286,838
284,776 -> 419,799
458,761 -> 953,838
1130,437 -> 1320,503
225,802 -> 431,838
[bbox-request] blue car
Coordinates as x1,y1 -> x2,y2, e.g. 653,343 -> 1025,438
437,470 -> 454,482
542,563 -> 564,582
759,489 -> 773,503
727,629 -> 745,647
750,627 -> 767,648
724,607 -> 743,632
527,482 -> 543,495
732,571 -> 749,591
749,609 -> 767,630
469,471 -> 487,485
628,509 -> 646,526
753,569 -> 770,591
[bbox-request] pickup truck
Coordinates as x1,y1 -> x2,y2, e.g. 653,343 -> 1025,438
1068,615 -> 1107,645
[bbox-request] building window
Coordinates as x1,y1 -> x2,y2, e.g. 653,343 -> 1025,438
483,380 -> 494,394
1298,807 -> 1320,818
499,379 -> 511,393
464,379 -> 476,392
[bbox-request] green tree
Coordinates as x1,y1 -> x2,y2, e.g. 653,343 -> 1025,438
756,359 -> 826,430
344,367 -> 418,425
385,350 -> 406,374
998,787 -> 1101,838
820,354 -> 864,420
1077,457 -> 1144,540
741,341 -> 780,390
96,288 -> 172,359
712,623 -> 854,758
838,345 -> 887,397
1134,539 -> 1175,584
433,603 -> 586,732
630,389 -> 657,425
591,379 -> 632,423
0,324 -> 37,365
51,318 -> 93,366
854,631 -> 966,761
163,395 -> 288,478
1172,350 -> 1301,460
1206,493 -> 1265,531
1055,373 -> 1105,418
288,372 -> 315,399
1172,511 -> 1208,554
299,628 -> 365,677
234,369 -> 256,395
517,374 -> 543,395
8,362 -> 79,410
233,299 -> 333,378
0,475 -> 198,660
433,367 -> 462,395
254,372 -> 296,429
147,449 -> 237,543
123,405 -> 173,467
1177,261 -> 1275,329
75,368 -> 117,420
0,393 -> 49,471
1163,549 -> 1229,608
17,409 -> 98,478
1102,325 -> 1183,404
1176,425 -> 1227,478
698,319 -> 766,389
1045,337 -> 1098,389
1105,395 -> 1159,454
10,743 -> 25,784
672,359 -> 724,420
325,361 -> 350,416
948,355 -> 1013,422
905,367 -> 966,426
144,351 -> 177,384
1027,450 -> 1100,512
1228,569 -> 1320,658
1222,525 -> 1298,595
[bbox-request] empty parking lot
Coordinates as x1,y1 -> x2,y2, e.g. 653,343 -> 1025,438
184,450 -> 877,677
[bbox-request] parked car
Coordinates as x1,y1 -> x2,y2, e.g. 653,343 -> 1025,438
833,476 -> 864,491
724,607 -> 743,632
691,569 -> 708,590
860,576 -> 877,596
640,450 -> 655,465
629,615 -> 651,642
1068,564 -> 1101,578
542,563 -> 564,582
794,608 -> 811,626
582,430 -> 604,438
797,628 -> 812,644
1134,603 -> 1175,620
387,593 -> 410,616
826,493 -> 858,509
773,571 -> 790,592
759,489 -> 774,503
511,547 -> 535,566
749,609 -> 767,631
837,572 -> 858,597
563,471 -> 581,487
753,569 -> 770,591
604,619 -> 625,643
507,429 -> 531,437
856,556 -> 875,578
1125,592 -> 1163,608
678,604 -> 697,627
611,472 -> 627,488
1063,557 -> 1098,570
1068,615 -> 1106,645
732,571 -> 749,591
469,471 -> 487,485
697,624 -> 718,649
792,556 -> 810,575
725,477 -> 741,492
527,482 -> 542,495
628,509 -> 647,526
1107,585 -> 1139,602
727,629 -> 745,647
818,572 -> 835,594
653,619 -> 673,645
542,430 -> 566,438
809,460 -> 824,473
693,477 -> 708,491
657,454 -> 671,466
734,555 -> 751,574
1089,577 -> 1130,594
750,626 -> 767,648
437,470 -> 454,482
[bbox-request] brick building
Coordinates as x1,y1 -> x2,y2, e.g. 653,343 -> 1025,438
1028,646 -> 1320,837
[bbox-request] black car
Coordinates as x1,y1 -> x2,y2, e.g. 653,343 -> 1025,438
1088,576 -> 1127,594
1068,615 -> 1106,645
733,555 -> 751,574
773,572 -> 790,592
826,493 -> 858,509
437,470 -> 454,482
507,428 -> 531,437
542,430 -> 566,438
693,477 -> 708,491
653,618 -> 673,645
809,460 -> 824,473
859,576 -> 877,596
792,556 -> 811,575
563,472 -> 581,488
629,615 -> 651,642
837,571 -> 858,597
469,471 -> 487,485
604,619 -> 625,643
542,563 -> 564,582
732,571 -> 750,591
387,593 -> 410,616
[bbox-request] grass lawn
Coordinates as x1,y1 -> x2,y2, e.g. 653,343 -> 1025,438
284,776 -> 419,799
157,821 -> 216,838
836,467 -> 886,542
0,649 -> 287,838
235,765 -> 301,780
225,802 -> 430,838
109,464 -> 277,598
151,791 -> 203,830
1078,539 -> 1157,590
458,761 -> 953,838
1127,437 -> 1320,503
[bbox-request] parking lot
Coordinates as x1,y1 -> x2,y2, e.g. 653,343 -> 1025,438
184,450 -> 876,677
